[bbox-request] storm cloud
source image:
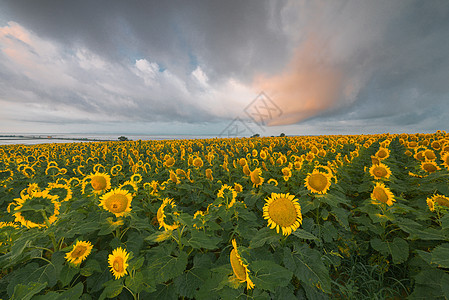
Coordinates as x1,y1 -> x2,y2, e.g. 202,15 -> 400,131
0,0 -> 448,135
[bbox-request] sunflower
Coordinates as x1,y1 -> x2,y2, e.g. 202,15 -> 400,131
26,183 -> 41,196
193,157 -> 204,168
421,161 -> 440,173
424,149 -> 436,160
108,247 -> 129,279
282,167 -> 292,181
369,163 -> 392,180
169,170 -> 180,184
45,183 -> 72,202
130,173 -> 142,184
305,170 -> 332,194
267,178 -> 279,186
426,197 -> 435,212
234,183 -> 243,193
242,164 -> 251,176
371,182 -> 395,206
65,240 -> 93,266
442,152 -> 449,170
193,210 -> 207,229
427,194 -> 449,209
230,239 -> 254,289
13,191 -> 61,228
375,147 -> 390,160
205,168 -> 213,181
163,156 -> 175,168
118,180 -> 138,195
263,193 -> 302,236
157,198 -> 179,231
250,168 -> 264,187
217,184 -> 237,208
99,188 -> 132,217
85,172 -> 111,194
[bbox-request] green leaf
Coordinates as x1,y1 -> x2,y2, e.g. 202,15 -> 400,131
125,271 -> 145,294
431,243 -> 449,268
292,228 -> 319,240
11,281 -> 46,300
59,264 -> 79,287
143,250 -> 188,285
410,268 -> 449,299
249,227 -> 280,248
331,206 -> 350,229
126,231 -> 144,255
371,237 -> 409,264
283,245 -> 331,294
251,260 -> 293,292
56,282 -> 84,300
80,259 -> 101,277
99,279 -> 123,300
186,230 -> 221,250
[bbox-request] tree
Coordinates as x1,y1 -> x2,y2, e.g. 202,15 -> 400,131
279,133 -> 286,137
118,136 -> 129,141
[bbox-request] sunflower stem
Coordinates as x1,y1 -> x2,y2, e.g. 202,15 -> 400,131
41,210 -> 58,251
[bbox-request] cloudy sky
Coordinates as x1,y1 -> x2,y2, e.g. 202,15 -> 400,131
0,0 -> 448,137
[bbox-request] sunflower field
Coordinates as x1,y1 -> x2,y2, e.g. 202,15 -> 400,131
1,131 -> 449,299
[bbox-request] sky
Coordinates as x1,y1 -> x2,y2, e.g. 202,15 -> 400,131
0,0 -> 448,137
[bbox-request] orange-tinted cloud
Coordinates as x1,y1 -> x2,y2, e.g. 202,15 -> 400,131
253,36 -> 345,126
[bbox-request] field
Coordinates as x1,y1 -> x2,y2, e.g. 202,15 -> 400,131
1,132 -> 449,299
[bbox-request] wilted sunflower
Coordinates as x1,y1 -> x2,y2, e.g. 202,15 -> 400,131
108,247 -> 129,279
369,163 -> 392,180
371,182 -> 395,206
230,239 -> 254,289
84,172 -> 111,194
13,191 -> 60,228
263,193 -> 302,236
421,161 -> 440,173
305,170 -> 331,194
99,188 -> 132,217
157,198 -> 179,231
250,168 -> 264,187
65,240 -> 93,266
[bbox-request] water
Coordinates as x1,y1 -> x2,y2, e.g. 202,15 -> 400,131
0,133 -> 219,146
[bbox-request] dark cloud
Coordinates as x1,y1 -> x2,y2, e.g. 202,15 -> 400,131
1,0 -> 448,134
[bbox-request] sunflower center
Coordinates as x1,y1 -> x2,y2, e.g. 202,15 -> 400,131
71,245 -> 87,258
91,176 -> 107,190
423,163 -> 437,173
377,150 -> 387,158
268,197 -> 297,227
105,194 -> 128,213
373,167 -> 387,177
434,197 -> 449,208
308,173 -> 328,191
230,249 -> 246,281
113,257 -> 124,273
373,187 -> 388,203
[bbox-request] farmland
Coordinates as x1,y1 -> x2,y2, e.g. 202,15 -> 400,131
1,132 -> 449,299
